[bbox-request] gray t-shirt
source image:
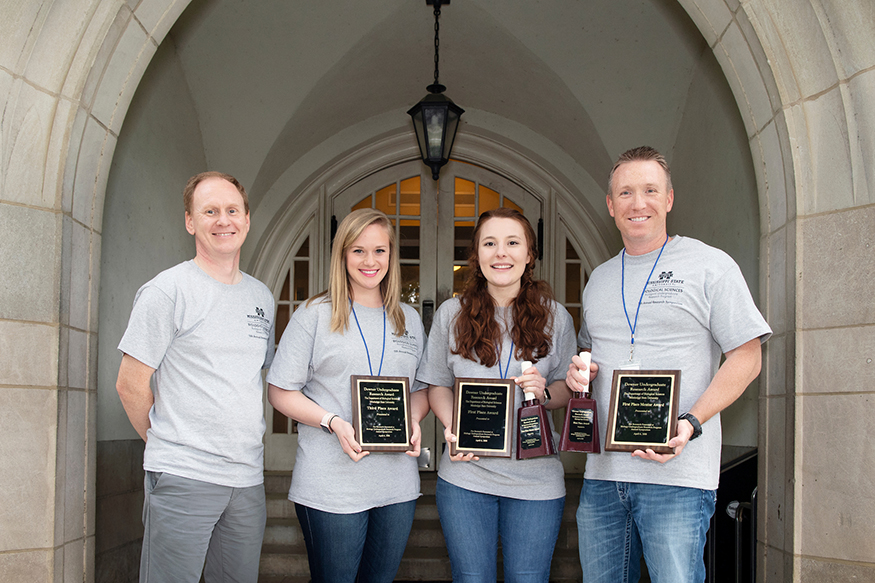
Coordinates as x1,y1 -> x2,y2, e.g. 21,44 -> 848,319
579,236 -> 771,490
416,297 -> 576,501
267,299 -> 427,513
118,260 -> 275,488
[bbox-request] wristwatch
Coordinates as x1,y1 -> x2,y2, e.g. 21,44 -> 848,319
542,388 -> 551,406
320,412 -> 338,434
678,413 -> 702,440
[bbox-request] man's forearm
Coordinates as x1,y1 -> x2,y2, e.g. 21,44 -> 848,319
689,337 -> 762,425
116,354 -> 156,441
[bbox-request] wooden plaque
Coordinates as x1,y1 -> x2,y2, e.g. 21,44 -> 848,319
605,370 -> 680,454
350,375 -> 412,452
450,378 -> 515,458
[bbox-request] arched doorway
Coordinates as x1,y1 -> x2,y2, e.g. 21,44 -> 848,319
29,0 -> 823,580
262,156 -> 595,473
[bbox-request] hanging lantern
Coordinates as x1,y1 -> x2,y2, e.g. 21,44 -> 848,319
407,0 -> 464,181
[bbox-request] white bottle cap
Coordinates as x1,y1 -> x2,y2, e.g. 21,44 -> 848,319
521,361 -> 535,400
579,352 -> 591,390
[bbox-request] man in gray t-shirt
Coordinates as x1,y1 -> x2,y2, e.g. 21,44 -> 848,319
567,147 -> 770,583
116,172 -> 275,583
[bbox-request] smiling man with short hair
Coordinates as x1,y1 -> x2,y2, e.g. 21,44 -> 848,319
567,146 -> 771,583
116,171 -> 275,583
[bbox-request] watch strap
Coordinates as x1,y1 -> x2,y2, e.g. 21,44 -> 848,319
320,412 -> 338,434
678,412 -> 702,440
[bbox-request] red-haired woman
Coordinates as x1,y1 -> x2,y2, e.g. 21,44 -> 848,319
417,208 -> 576,582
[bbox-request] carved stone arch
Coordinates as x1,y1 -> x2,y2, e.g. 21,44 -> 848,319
250,127 -> 616,297
37,1 -> 817,581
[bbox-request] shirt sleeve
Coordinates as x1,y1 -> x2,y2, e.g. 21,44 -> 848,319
263,315 -> 276,369
415,301 -> 455,388
547,305 -> 578,385
117,284 -> 176,369
578,285 -> 593,350
707,262 -> 772,353
266,303 -> 317,391
409,308 -> 429,392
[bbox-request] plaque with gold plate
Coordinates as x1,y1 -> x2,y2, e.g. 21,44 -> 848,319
604,370 -> 680,454
450,378 -> 515,458
350,376 -> 413,452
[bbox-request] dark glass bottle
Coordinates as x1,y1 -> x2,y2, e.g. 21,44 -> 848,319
560,352 -> 601,453
517,361 -> 557,459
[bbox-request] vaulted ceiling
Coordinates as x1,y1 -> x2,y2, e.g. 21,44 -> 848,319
164,0 -> 711,202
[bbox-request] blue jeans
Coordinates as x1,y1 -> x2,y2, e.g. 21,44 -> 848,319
435,478 -> 564,583
576,479 -> 716,583
294,500 -> 416,583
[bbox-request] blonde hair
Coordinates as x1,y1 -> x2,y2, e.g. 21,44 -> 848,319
309,208 -> 406,336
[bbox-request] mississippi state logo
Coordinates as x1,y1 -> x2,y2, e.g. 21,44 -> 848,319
658,271 -> 673,280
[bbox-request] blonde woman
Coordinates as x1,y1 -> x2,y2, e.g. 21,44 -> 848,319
267,208 -> 428,583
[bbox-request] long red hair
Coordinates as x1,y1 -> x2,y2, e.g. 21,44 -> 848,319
452,208 -> 554,367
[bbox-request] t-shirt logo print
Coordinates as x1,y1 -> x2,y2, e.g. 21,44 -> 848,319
255,307 -> 265,317
658,271 -> 673,280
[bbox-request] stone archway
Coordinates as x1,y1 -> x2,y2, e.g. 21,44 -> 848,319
9,0 -> 874,581
74,3 -> 791,579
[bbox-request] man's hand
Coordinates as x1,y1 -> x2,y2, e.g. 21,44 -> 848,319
566,353 -> 599,393
630,418 -> 695,463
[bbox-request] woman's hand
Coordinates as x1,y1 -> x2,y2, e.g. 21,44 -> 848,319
331,417 -> 370,462
514,364 -> 548,404
444,425 -> 479,462
566,354 -> 599,393
406,419 -> 422,458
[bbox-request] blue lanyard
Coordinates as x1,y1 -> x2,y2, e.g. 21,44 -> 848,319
621,235 -> 669,361
350,300 -> 386,376
497,341 -> 515,379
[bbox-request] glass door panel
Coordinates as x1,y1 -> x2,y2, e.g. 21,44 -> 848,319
439,163 -> 541,302
264,229 -> 314,470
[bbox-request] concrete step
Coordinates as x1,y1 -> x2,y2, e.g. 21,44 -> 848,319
257,576 -> 309,583
414,493 -> 439,520
263,518 -> 306,548
264,471 -> 291,495
396,547 -> 452,581
259,544 -> 310,578
406,519 -> 445,548
266,492 -> 295,520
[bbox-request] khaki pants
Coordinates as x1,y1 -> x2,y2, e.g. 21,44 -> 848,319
140,471 -> 266,583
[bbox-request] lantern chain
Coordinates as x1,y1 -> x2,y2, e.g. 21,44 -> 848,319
433,4 -> 441,87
